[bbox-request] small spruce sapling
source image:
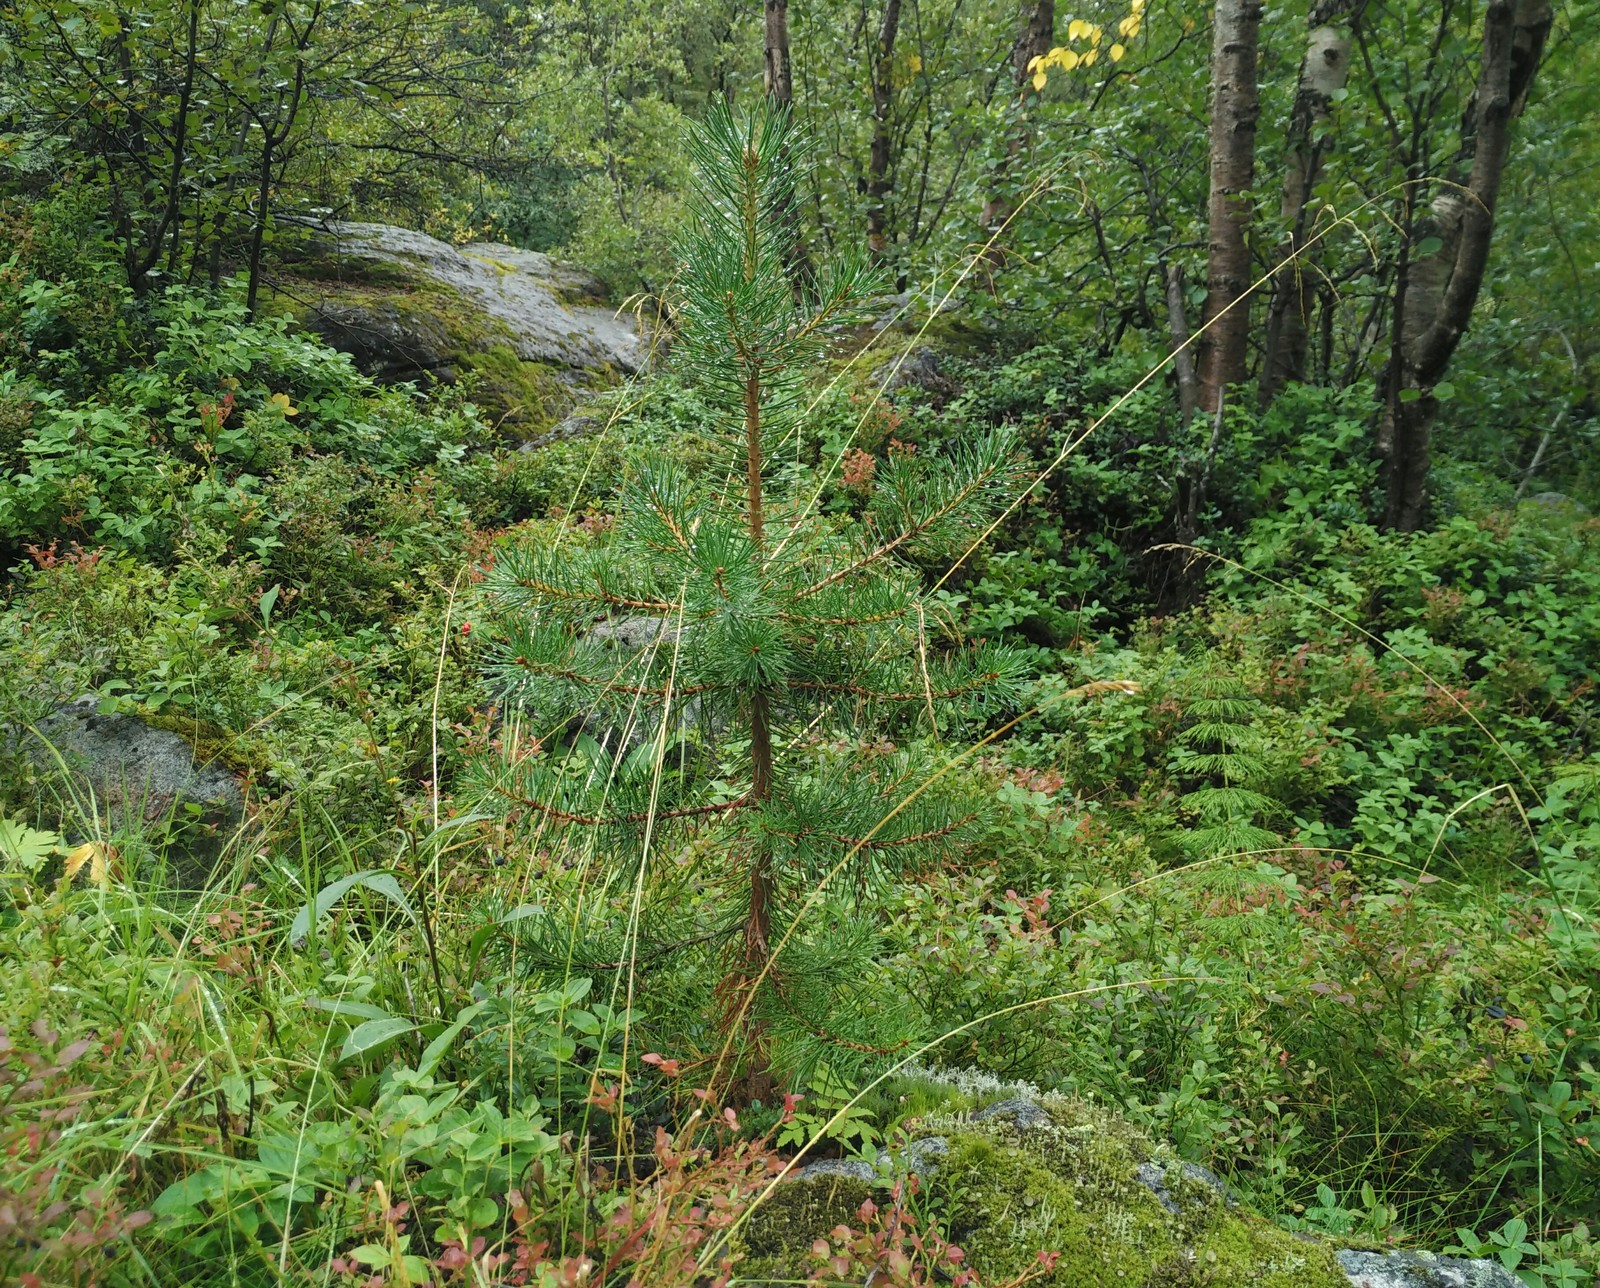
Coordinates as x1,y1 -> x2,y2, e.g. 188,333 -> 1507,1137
472,100 -> 1027,1080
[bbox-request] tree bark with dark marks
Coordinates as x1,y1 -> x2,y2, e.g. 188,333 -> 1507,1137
1198,0 -> 1263,414
1379,0 -> 1552,531
979,0 -> 1055,268
866,0 -> 903,260
1260,0 -> 1361,407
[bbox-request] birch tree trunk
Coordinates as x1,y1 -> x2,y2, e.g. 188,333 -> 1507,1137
979,0 -> 1054,267
1197,0 -> 1263,414
1259,0 -> 1359,407
764,0 -> 795,104
1379,0 -> 1552,530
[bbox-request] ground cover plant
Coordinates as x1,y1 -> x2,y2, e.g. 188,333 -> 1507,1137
3,1 -> 1599,1285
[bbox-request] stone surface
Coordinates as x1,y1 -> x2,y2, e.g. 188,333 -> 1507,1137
1135,1158 -> 1237,1214
1531,490 -> 1591,515
281,221 -> 647,426
1336,1249 -> 1524,1288
869,344 -> 962,408
970,1096 -> 1055,1132
22,696 -> 246,886
517,413 -> 602,453
879,1134 -> 949,1178
738,1090 -> 1527,1288
792,1157 -> 880,1183
740,1093 -> 1351,1287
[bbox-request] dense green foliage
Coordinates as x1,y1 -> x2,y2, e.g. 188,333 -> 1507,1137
3,1 -> 1599,1286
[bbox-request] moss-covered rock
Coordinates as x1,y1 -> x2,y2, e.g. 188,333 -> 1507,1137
737,1094 -> 1350,1288
272,222 -> 645,431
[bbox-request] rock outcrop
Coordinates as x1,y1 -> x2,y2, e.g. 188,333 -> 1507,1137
277,222 -> 648,429
738,1092 -> 1521,1288
18,697 -> 246,888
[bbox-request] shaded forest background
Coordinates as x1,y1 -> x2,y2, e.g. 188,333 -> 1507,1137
2,1 -> 1599,1286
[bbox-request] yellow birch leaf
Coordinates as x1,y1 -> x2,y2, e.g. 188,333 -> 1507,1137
1058,48 -> 1080,70
1110,42 -> 1126,61
1033,71 -> 1048,90
1068,18 -> 1090,40
1027,54 -> 1043,72
1090,24 -> 1104,44
267,392 -> 299,417
1082,48 -> 1098,66
64,841 -> 114,884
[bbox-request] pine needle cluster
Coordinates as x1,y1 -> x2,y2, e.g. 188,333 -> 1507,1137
469,100 -> 1028,1077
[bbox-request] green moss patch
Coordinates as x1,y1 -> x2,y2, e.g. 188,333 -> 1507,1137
733,1097 -> 1350,1288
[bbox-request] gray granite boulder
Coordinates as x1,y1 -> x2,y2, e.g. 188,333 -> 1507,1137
279,222 -> 647,428
21,696 -> 246,887
739,1090 -> 1537,1288
1337,1249 -> 1524,1288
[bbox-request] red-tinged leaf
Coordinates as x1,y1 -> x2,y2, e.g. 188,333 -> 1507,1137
122,1210 -> 153,1231
56,1038 -> 93,1068
722,1106 -> 740,1131
857,1198 -> 878,1223
811,1238 -> 830,1257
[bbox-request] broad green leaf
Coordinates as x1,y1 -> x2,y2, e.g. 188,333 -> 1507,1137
301,996 -> 397,1022
290,870 -> 419,944
415,1001 -> 486,1078
341,1017 -> 416,1061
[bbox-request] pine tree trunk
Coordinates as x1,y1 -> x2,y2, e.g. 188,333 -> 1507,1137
1197,0 -> 1263,414
866,0 -> 903,259
1260,0 -> 1357,407
979,0 -> 1054,268
741,369 -> 774,1082
1379,0 -> 1551,530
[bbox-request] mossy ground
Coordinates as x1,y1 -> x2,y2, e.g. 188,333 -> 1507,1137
735,1096 -> 1350,1288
